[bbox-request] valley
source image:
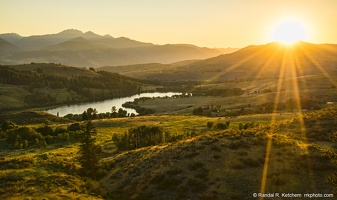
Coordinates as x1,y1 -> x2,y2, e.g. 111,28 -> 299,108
0,36 -> 337,199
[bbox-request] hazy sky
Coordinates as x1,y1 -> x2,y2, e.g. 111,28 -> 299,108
1,0 -> 337,47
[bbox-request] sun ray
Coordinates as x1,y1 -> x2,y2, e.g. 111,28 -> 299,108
203,47 -> 267,83
298,45 -> 337,88
259,45 -> 288,196
290,48 -> 318,191
248,44 -> 284,93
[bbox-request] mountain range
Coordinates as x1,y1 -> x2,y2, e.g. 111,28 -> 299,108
99,41 -> 337,82
0,29 -> 239,67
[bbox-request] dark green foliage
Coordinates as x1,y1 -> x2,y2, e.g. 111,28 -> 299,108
65,107 -> 130,121
67,123 -> 82,132
1,121 -> 17,132
216,122 -> 227,130
112,125 -> 164,150
239,123 -> 243,130
122,99 -> 155,116
0,65 -> 141,110
118,108 -> 127,117
207,121 -> 214,128
54,127 -> 67,135
78,121 -> 101,177
24,92 -> 57,106
36,125 -> 55,136
6,127 -> 46,148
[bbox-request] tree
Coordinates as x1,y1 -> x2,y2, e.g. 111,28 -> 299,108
1,121 -> 17,132
207,121 -> 214,129
111,106 -> 117,113
78,121 -> 101,177
118,108 -> 127,117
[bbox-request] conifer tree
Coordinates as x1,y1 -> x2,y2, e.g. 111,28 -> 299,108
79,120 -> 101,177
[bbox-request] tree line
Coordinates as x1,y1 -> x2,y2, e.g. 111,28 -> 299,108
0,65 -> 141,108
0,120 -> 84,149
64,107 -> 134,121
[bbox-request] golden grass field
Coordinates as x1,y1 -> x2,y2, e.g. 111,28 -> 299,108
1,106 -> 337,199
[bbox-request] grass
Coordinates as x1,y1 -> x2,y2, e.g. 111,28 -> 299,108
1,107 -> 337,199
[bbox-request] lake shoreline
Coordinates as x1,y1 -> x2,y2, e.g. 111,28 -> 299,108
44,92 -> 182,117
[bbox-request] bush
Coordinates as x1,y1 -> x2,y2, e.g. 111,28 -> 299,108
216,123 -> 227,130
36,125 -> 55,136
67,123 -> 82,132
6,127 -> 45,148
1,121 -> 17,132
207,121 -> 214,129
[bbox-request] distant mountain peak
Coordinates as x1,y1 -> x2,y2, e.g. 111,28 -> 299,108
84,31 -> 98,35
69,37 -> 87,42
0,33 -> 22,43
58,29 -> 83,35
103,34 -> 113,38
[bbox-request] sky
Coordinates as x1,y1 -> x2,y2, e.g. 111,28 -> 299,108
1,0 -> 337,48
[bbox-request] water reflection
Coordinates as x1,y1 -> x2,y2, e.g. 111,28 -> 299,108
45,92 -> 181,117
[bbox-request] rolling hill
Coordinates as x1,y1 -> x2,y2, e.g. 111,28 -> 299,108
1,106 -> 336,199
0,63 -> 143,112
0,38 -> 20,56
0,29 -> 236,67
99,41 -> 337,82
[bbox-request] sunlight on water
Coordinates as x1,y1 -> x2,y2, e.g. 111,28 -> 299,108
45,92 -> 181,116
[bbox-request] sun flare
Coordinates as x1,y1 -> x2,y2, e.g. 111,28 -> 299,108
272,21 -> 306,45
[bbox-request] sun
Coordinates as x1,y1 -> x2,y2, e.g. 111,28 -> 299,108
272,21 -> 306,45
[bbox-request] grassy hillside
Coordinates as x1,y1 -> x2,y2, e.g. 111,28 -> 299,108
0,63 -> 143,112
1,107 -> 336,199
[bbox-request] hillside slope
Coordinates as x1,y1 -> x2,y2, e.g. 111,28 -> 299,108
1,107 -> 336,199
98,107 -> 337,199
0,38 -> 20,56
101,42 -> 337,82
0,63 -> 142,112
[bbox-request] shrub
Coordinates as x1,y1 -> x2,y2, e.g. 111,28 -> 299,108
1,121 -> 17,132
67,123 -> 82,132
239,123 -> 243,130
6,127 -> 45,148
207,121 -> 214,129
216,123 -> 227,130
36,125 -> 55,136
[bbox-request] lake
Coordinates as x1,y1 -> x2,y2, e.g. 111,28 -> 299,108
45,92 -> 181,117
